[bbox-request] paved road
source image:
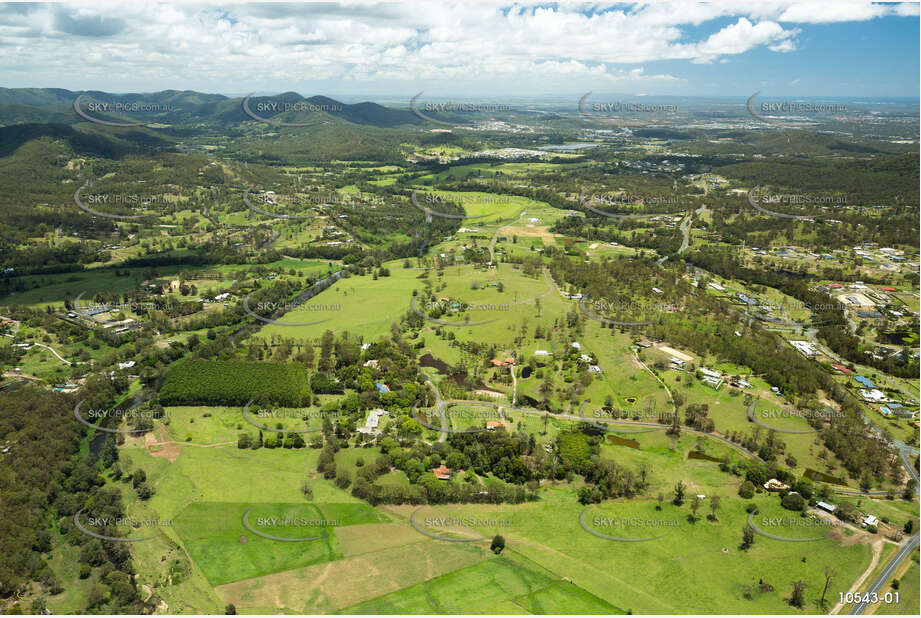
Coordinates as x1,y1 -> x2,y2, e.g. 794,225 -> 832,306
423,377 -> 449,442
2,335 -> 75,365
898,448 -> 919,485
849,533 -> 920,614
657,204 -> 703,265
488,211 -> 526,265
31,342 -> 72,364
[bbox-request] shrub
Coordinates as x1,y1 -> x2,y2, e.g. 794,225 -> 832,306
739,480 -> 755,499
781,492 -> 805,511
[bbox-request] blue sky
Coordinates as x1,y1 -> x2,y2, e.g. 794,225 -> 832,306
0,2 -> 917,98
661,15 -> 920,97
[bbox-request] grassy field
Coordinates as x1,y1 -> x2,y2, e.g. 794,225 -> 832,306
882,559 -> 920,615
164,405 -> 342,444
98,380 -> 895,615
172,501 -> 387,586
256,260 -> 554,342
0,265 -> 187,308
409,498 -> 874,614
342,553 -> 623,614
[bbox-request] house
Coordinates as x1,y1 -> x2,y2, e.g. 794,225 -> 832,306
737,292 -> 758,306
831,364 -> 853,374
579,354 -> 593,363
669,357 -> 686,369
357,408 -> 388,435
432,464 -> 452,480
859,389 -> 887,403
117,360 -> 136,370
699,368 -> 722,379
588,365 -> 602,374
882,403 -> 914,419
702,376 -> 722,390
534,350 -> 551,357
816,501 -> 837,514
855,376 -> 876,388
862,514 -> 878,528
764,479 -> 789,492
708,283 -> 726,292
790,340 -> 817,357
652,287 -> 663,294
486,421 -> 505,430
375,382 -> 390,394
571,342 -> 581,350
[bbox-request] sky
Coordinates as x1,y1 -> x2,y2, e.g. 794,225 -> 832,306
0,1 -> 918,99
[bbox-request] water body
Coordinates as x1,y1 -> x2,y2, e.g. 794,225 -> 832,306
536,143 -> 599,152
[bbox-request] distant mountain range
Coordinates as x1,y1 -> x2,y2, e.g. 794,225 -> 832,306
0,88 -> 423,128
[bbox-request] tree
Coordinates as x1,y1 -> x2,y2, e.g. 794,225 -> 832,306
903,479 -> 917,501
738,480 -> 755,499
740,524 -> 755,550
781,492 -> 805,511
225,604 -> 237,615
335,468 -> 351,489
491,535 -> 506,554
673,480 -> 685,506
136,483 -> 153,500
689,495 -> 702,522
708,495 -> 721,521
789,580 -> 807,608
820,567 -> 835,608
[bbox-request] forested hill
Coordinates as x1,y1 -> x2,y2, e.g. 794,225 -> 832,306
0,88 -> 421,128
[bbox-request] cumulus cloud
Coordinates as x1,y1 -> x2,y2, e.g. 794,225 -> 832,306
0,1 -> 913,93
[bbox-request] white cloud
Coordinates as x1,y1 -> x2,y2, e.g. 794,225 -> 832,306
0,2 -> 912,93
777,2 -> 917,23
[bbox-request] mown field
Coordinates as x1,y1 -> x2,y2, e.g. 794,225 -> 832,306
342,553 -> 623,614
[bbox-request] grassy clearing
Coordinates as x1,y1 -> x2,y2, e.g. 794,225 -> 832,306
214,538 -> 490,613
882,559 -> 920,615
421,498 -> 873,614
172,501 -> 384,586
343,553 -> 622,614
